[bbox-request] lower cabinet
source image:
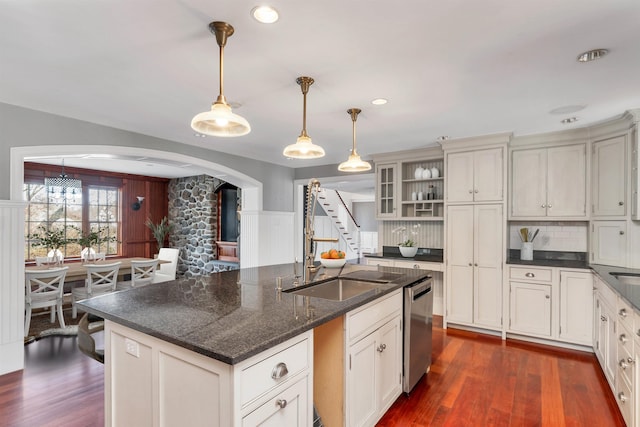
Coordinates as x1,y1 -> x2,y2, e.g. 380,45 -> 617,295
508,266 -> 592,346
345,290 -> 403,427
105,321 -> 314,427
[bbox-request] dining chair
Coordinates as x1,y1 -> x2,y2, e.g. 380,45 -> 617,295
152,248 -> 180,283
72,262 -> 122,319
34,256 -> 50,266
117,259 -> 159,290
24,267 -> 69,337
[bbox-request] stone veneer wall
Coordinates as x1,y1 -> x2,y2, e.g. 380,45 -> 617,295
168,175 -> 239,278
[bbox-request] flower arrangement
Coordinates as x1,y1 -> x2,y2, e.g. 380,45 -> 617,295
75,226 -> 117,249
145,216 -> 174,251
392,224 -> 421,247
28,224 -> 71,251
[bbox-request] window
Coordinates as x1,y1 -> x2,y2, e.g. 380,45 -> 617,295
24,182 -> 120,260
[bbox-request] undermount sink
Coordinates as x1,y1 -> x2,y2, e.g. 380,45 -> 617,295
610,272 -> 640,286
284,278 -> 383,301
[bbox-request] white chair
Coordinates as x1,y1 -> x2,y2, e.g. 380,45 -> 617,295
24,267 -> 69,337
152,248 -> 179,283
34,256 -> 50,266
72,262 -> 121,318
117,259 -> 159,290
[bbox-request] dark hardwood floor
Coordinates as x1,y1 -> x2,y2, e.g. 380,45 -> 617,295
0,317 -> 625,426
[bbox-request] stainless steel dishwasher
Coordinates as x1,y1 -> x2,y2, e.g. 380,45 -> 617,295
403,276 -> 433,393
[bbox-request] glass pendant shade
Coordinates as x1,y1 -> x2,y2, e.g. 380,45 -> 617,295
338,108 -> 371,172
45,160 -> 82,201
283,76 -> 325,159
191,21 -> 250,137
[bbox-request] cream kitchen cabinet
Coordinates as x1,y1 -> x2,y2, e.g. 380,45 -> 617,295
593,274 -> 618,391
632,125 -> 639,221
445,204 -> 503,330
105,321 -> 314,427
376,162 -> 397,219
591,221 -> 627,267
510,144 -> 587,219
345,290 -> 402,427
509,280 -> 552,337
592,135 -> 627,217
446,148 -> 503,203
559,271 -> 593,345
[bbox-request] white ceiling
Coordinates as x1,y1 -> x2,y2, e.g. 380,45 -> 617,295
4,0 -> 640,179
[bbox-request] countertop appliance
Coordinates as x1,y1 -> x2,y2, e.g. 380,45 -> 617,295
403,275 -> 433,393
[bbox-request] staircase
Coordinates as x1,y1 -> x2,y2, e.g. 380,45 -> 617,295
315,188 -> 361,259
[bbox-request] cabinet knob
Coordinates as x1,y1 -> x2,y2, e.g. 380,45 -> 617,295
468,263 -> 473,267
601,315 -> 607,322
377,343 -> 387,352
413,264 -> 420,269
619,308 -> 627,318
474,189 -> 478,193
619,201 -> 624,206
474,263 -> 478,267
547,204 -> 552,208
619,334 -> 628,344
636,329 -> 640,337
628,357 -> 636,365
276,399 -> 288,409
271,362 -> 289,380
620,231 -> 625,235
525,272 -> 535,278
619,358 -> 629,370
468,189 -> 473,194
541,204 -> 546,208
618,392 -> 627,403
545,295 -> 550,299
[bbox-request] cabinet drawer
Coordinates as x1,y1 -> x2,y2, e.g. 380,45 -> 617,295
238,336 -> 310,406
509,266 -> 552,283
347,290 -> 402,344
617,335 -> 634,387
616,298 -> 634,334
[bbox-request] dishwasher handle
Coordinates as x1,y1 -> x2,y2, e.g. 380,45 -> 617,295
408,279 -> 432,301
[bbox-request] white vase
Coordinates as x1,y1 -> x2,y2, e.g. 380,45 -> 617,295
421,168 -> 431,179
411,191 -> 417,201
430,167 -> 440,178
399,246 -> 418,257
414,167 -> 424,180
417,191 -> 424,201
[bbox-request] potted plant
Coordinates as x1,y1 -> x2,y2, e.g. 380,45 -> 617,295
76,226 -> 117,261
392,224 -> 421,257
145,216 -> 174,252
28,224 -> 71,265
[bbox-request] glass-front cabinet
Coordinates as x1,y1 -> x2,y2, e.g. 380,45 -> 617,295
376,162 -> 397,218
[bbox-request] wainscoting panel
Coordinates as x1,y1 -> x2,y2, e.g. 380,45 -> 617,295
240,211 -> 295,268
0,200 -> 27,374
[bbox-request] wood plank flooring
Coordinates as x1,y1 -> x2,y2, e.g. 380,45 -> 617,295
0,317 -> 626,426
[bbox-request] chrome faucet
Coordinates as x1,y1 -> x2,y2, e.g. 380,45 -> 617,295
304,179 -> 338,282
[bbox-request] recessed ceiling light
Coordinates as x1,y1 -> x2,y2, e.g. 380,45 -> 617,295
193,132 -> 207,138
550,105 -> 586,115
251,6 -> 279,24
561,117 -> 578,124
371,98 -> 388,105
577,49 -> 608,63
436,136 -> 450,141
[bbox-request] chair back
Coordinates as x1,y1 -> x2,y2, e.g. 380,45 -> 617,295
34,256 -> 50,266
86,262 -> 122,295
157,248 -> 179,280
131,259 -> 159,286
25,267 -> 69,306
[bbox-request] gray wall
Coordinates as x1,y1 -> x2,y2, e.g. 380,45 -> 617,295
353,202 -> 376,231
0,103 -> 295,211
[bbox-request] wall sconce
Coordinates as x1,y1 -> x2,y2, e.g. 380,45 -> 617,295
131,196 -> 145,211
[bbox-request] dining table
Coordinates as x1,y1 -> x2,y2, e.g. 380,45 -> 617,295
25,257 -> 169,283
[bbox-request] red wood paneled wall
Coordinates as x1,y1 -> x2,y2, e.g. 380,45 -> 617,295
25,162 -> 169,258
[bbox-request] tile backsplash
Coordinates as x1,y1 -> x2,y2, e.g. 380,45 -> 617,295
509,222 -> 588,252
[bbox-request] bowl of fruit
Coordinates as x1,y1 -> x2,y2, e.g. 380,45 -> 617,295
320,249 -> 347,268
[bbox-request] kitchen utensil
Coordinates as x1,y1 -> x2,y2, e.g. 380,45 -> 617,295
531,229 -> 540,242
520,228 -> 529,242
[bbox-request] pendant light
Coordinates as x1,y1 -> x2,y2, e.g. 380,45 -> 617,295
191,21 -> 250,137
283,76 -> 325,159
45,159 -> 82,202
338,108 -> 371,172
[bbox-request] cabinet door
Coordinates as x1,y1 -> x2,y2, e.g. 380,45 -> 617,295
547,144 -> 587,217
632,127 -> 639,220
446,205 -> 474,323
473,205 -> 503,329
593,135 -> 627,217
559,271 -> 593,345
446,152 -> 474,202
377,317 -> 402,414
603,300 -> 617,389
594,296 -> 606,367
473,148 -> 504,202
347,333 -> 378,427
509,282 -> 551,337
591,221 -> 627,267
376,163 -> 397,218
511,148 -> 547,217
242,376 -> 309,427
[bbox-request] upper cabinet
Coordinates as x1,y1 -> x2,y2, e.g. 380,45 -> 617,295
592,135 -> 627,218
446,147 -> 504,203
373,147 -> 444,220
631,125 -> 639,220
510,144 -> 587,219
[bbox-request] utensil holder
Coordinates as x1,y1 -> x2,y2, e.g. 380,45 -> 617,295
520,242 -> 533,261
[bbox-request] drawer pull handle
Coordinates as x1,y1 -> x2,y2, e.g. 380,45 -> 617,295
628,357 -> 635,365
619,308 -> 627,318
619,201 -> 624,206
601,315 -> 607,322
619,359 -> 628,370
619,334 -> 628,344
271,362 -> 289,380
525,273 -> 535,278
618,392 -> 627,403
377,343 -> 387,353
276,399 -> 287,409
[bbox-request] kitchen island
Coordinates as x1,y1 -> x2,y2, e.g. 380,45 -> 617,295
78,262 -> 429,427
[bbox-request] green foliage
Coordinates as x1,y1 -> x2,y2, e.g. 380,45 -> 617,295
398,239 -> 416,247
28,225 -> 70,250
76,226 -> 117,248
145,216 -> 174,251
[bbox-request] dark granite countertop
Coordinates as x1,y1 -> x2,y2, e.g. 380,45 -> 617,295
591,264 -> 640,312
78,262 -> 429,365
506,250 -> 589,269
365,247 -> 444,263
